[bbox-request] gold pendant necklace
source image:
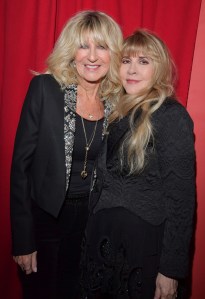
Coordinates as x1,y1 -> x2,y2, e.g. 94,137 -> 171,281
77,92 -> 103,120
88,114 -> 94,119
81,117 -> 98,179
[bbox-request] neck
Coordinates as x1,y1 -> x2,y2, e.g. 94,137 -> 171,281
78,82 -> 100,102
76,81 -> 104,120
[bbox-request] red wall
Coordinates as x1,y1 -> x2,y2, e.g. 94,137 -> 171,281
187,0 -> 205,297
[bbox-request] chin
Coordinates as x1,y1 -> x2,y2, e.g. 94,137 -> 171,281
125,89 -> 141,95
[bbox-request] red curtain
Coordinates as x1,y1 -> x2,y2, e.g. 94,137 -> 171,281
0,0 -> 202,298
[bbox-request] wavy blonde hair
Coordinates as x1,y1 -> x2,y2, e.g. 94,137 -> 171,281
46,10 -> 123,99
110,29 -> 177,173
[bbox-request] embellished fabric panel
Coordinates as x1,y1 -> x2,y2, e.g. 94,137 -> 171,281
64,84 -> 77,191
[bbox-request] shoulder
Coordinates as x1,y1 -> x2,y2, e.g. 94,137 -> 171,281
23,74 -> 64,109
29,74 -> 60,89
153,98 -> 195,154
154,97 -> 193,129
26,74 -> 64,102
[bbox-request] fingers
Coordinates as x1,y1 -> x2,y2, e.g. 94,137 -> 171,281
155,273 -> 178,299
31,251 -> 37,273
154,286 -> 161,299
13,252 -> 37,275
154,290 -> 177,299
24,264 -> 33,275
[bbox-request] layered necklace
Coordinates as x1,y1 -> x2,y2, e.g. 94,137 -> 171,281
80,117 -> 98,179
77,85 -> 103,179
77,88 -> 103,121
78,101 -> 102,120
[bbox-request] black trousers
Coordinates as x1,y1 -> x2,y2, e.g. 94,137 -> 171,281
19,195 -> 89,299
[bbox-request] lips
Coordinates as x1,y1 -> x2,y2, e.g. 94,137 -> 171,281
126,79 -> 140,84
85,64 -> 100,70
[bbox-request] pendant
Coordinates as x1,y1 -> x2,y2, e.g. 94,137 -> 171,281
81,170 -> 88,179
88,114 -> 93,119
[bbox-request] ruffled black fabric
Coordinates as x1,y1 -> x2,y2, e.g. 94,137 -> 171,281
90,99 -> 195,279
81,208 -> 164,299
81,98 -> 196,297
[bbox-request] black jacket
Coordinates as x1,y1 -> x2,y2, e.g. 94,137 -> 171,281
10,75 -> 66,255
90,98 -> 196,279
10,74 -> 111,256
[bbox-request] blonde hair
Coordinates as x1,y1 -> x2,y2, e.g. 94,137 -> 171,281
110,29 -> 177,173
46,10 -> 123,99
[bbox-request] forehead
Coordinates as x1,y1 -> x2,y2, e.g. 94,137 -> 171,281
78,29 -> 107,45
122,50 -> 150,58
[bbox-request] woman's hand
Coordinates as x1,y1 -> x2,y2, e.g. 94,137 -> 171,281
13,251 -> 37,275
154,273 -> 178,299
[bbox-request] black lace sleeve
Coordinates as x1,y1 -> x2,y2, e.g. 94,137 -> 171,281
156,101 -> 196,279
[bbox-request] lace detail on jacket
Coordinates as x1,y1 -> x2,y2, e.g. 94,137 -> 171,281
64,84 -> 77,191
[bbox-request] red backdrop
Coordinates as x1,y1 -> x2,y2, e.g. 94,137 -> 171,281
187,0 -> 205,297
0,0 -> 203,298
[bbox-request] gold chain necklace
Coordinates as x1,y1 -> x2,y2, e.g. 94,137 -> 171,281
77,94 -> 103,120
81,117 -> 98,179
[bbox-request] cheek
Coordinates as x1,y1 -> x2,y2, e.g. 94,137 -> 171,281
74,51 -> 80,62
119,67 -> 125,80
104,54 -> 111,67
75,59 -> 83,73
75,65 -> 82,76
146,67 -> 155,81
74,49 -> 86,64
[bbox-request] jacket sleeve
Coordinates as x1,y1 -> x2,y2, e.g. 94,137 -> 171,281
157,102 -> 196,279
10,75 -> 44,256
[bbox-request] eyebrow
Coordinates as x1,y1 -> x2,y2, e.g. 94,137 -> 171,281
122,55 -> 149,59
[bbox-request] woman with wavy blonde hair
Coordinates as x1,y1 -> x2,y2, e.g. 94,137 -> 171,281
82,29 -> 195,299
46,10 -> 122,97
10,10 -> 123,299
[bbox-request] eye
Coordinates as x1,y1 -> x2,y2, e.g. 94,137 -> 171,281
79,44 -> 88,49
122,58 -> 130,64
139,57 -> 150,65
97,45 -> 107,50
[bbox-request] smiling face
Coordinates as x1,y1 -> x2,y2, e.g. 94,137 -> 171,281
120,53 -> 154,95
74,38 -> 111,86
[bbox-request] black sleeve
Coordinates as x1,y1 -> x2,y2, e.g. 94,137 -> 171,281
157,102 -> 196,279
10,75 -> 44,256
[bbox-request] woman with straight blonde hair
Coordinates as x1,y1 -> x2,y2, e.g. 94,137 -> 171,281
10,10 -> 123,299
81,29 -> 195,299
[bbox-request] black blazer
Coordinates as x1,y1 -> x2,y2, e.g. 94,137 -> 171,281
90,99 -> 196,279
10,75 -> 66,255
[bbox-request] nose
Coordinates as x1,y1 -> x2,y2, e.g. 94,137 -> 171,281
88,46 -> 98,62
128,62 -> 137,75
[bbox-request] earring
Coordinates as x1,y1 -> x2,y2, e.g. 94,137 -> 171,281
73,61 -> 76,67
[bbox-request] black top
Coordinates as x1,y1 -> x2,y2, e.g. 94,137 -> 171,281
90,98 -> 196,279
68,114 -> 104,195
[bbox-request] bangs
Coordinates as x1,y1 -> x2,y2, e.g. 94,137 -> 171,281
122,32 -> 159,61
122,44 -> 148,58
76,19 -> 109,48
79,29 -> 108,47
